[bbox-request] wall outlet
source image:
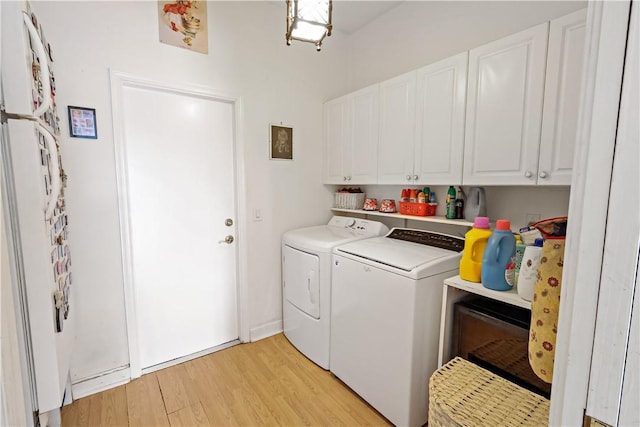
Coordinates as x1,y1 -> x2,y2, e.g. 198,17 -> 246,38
525,213 -> 541,225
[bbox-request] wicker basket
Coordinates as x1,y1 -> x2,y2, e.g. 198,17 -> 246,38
334,192 -> 365,209
429,357 -> 550,427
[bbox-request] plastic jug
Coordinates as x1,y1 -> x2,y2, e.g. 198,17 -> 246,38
517,238 -> 544,301
481,219 -> 516,291
459,217 -> 492,283
464,187 -> 487,220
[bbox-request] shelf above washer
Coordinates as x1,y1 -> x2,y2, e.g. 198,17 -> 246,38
444,275 -> 531,310
331,208 -> 475,227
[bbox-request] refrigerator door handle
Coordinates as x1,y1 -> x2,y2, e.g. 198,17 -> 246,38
34,120 -> 61,220
22,12 -> 52,118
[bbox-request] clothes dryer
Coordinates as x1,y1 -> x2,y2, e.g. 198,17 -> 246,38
282,216 -> 388,369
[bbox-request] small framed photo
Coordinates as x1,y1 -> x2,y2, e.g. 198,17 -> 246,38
270,124 -> 293,160
68,106 -> 97,139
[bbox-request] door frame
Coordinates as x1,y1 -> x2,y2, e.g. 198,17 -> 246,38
109,70 -> 249,379
549,1 -> 632,425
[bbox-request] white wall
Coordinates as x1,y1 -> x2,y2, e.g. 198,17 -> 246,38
32,1 -> 346,386
345,1 -> 586,90
31,0 -> 585,391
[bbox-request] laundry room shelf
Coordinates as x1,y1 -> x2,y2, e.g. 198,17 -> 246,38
331,208 -> 475,227
443,275 -> 531,310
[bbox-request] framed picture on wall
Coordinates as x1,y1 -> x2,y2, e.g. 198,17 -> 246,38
68,106 -> 98,139
270,124 -> 293,160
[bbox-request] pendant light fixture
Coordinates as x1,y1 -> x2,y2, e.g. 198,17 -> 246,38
286,0 -> 333,51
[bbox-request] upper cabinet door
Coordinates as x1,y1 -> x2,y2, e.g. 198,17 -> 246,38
464,23 -> 549,185
538,9 -> 587,185
378,71 -> 417,184
323,95 -> 350,184
414,52 -> 468,185
349,85 -> 379,184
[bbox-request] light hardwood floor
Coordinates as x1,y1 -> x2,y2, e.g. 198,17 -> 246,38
61,334 -> 391,426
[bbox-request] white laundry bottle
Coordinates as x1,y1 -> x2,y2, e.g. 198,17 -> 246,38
517,238 -> 544,301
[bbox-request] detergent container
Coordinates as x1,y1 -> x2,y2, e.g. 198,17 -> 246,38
481,219 -> 516,291
459,217 -> 492,283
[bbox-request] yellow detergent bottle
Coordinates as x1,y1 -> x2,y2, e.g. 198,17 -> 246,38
459,217 -> 492,282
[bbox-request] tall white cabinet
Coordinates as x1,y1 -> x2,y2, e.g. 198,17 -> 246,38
377,72 -> 416,184
463,22 -> 549,185
323,85 -> 379,185
324,94 -> 350,184
539,9 -> 587,185
414,52 -> 468,185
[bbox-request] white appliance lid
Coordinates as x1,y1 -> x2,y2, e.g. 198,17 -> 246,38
282,217 -> 389,252
334,229 -> 464,272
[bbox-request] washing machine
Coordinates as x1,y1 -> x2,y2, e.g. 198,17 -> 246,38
330,228 -> 464,427
282,216 -> 389,370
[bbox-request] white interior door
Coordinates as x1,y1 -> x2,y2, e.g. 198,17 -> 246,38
119,82 -> 238,370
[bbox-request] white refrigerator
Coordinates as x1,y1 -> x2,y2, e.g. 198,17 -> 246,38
0,1 -> 75,424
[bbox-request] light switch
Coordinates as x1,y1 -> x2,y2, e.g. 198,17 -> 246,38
254,208 -> 263,222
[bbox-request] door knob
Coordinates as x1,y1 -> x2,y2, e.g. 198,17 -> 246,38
218,235 -> 234,244
406,175 -> 412,181
413,175 -> 419,181
525,171 -> 533,178
539,171 -> 548,179
225,218 -> 233,226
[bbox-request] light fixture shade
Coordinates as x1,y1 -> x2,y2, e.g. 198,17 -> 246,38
286,0 -> 332,51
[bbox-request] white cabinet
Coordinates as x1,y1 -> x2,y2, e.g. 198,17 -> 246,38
324,94 -> 350,184
326,11 -> 586,188
350,85 -> 379,184
378,53 -> 467,185
539,9 -> 587,185
463,23 -> 549,185
323,85 -> 379,184
377,71 -> 416,184
464,11 -> 587,186
414,52 -> 468,185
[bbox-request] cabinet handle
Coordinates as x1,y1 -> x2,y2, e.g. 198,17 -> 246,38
406,175 -> 412,181
539,171 -> 548,179
525,171 -> 533,178
413,175 -> 419,181
346,176 -> 352,181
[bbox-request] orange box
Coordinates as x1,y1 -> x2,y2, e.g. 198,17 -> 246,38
399,202 -> 438,216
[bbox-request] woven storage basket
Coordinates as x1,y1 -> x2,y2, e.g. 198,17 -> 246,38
334,192 -> 365,209
429,357 -> 550,427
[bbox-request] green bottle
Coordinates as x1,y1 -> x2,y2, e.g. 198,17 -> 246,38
446,186 -> 457,219
423,187 -> 431,203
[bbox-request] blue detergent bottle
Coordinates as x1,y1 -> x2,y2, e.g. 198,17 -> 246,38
481,219 -> 516,291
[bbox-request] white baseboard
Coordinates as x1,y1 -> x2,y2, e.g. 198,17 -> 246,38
70,366 -> 130,400
250,320 -> 282,342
